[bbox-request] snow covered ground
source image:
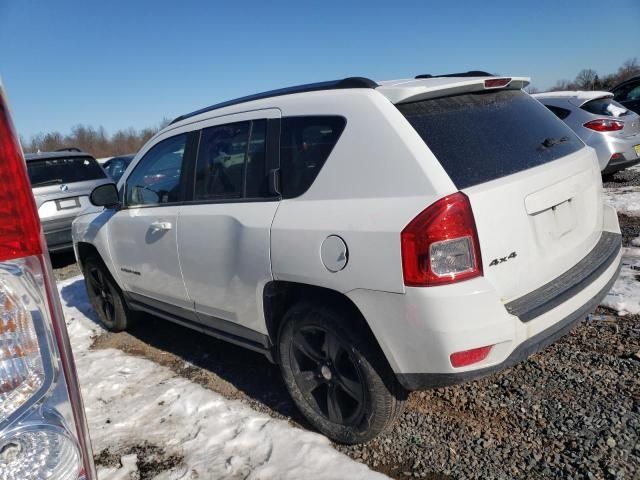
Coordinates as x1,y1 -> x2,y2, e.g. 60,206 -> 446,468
602,166 -> 640,316
603,186 -> 640,217
58,278 -> 386,479
601,247 -> 640,316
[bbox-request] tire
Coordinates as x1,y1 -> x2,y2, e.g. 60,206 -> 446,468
278,302 -> 406,444
82,255 -> 133,332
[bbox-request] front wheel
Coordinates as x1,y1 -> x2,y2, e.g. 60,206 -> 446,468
278,302 -> 406,444
82,256 -> 133,332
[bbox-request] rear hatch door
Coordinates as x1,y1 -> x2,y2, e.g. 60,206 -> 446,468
397,87 -> 604,302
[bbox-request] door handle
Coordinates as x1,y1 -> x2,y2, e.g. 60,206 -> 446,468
150,221 -> 172,231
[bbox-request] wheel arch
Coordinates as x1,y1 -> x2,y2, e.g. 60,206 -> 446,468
263,281 -> 393,373
75,241 -> 123,290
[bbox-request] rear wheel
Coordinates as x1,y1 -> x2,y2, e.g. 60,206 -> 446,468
278,302 -> 406,444
82,256 -> 133,331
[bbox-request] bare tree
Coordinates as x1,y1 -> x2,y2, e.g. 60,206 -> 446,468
575,69 -> 598,90
549,79 -> 574,91
617,57 -> 640,83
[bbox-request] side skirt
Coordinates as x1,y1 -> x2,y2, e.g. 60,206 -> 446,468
124,292 -> 276,363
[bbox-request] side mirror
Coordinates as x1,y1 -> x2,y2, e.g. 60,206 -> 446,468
90,183 -> 120,208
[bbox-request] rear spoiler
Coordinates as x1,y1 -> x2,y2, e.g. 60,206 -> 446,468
532,91 -> 614,108
378,76 -> 531,105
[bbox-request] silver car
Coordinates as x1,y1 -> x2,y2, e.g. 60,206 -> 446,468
26,149 -> 111,252
533,91 -> 640,174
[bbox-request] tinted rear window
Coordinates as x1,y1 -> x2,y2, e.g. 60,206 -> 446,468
27,156 -> 106,186
397,90 -> 584,189
580,97 -> 630,117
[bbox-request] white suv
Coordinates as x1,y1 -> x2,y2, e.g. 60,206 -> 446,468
73,73 -> 622,444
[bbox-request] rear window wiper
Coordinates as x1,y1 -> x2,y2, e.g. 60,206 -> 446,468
30,178 -> 64,187
539,136 -> 569,149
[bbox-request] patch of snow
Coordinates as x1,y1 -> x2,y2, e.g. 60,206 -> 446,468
58,277 -> 386,480
601,247 -> 640,316
632,236 -> 640,247
604,186 -> 640,217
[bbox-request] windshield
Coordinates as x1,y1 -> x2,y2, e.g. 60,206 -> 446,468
27,156 -> 107,186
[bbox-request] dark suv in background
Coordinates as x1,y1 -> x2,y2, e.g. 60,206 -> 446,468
612,75 -> 640,115
26,148 -> 110,252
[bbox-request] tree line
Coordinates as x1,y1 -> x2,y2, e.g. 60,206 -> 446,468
527,57 -> 639,94
21,119 -> 170,159
20,58 -> 640,158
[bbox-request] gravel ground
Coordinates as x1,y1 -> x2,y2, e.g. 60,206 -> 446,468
53,168 -> 640,479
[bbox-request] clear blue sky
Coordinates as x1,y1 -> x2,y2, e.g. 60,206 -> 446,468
1,0 -> 638,139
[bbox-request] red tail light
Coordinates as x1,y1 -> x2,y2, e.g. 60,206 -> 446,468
583,119 -> 624,132
401,192 -> 482,286
450,345 -> 493,367
0,101 -> 42,262
0,84 -> 95,478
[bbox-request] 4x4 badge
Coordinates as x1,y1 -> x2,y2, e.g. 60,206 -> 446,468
489,251 -> 517,267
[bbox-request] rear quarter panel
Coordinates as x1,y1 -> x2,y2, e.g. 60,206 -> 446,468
270,90 -> 456,294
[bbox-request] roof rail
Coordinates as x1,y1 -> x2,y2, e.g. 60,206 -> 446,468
415,71 -> 495,79
169,77 -> 378,125
54,147 -> 82,152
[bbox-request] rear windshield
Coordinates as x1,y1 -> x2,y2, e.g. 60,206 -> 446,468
580,97 -> 630,117
397,90 -> 584,189
27,156 -> 106,187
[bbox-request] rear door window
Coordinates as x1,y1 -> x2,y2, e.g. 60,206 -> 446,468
397,90 -> 584,189
580,97 -> 630,117
194,122 -> 250,200
27,156 -> 106,187
280,116 -> 346,198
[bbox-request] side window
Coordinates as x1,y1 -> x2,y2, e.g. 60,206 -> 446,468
126,134 -> 187,206
194,122 -> 249,200
280,116 -> 346,198
194,120 -> 269,200
622,85 -> 640,101
544,104 -> 571,120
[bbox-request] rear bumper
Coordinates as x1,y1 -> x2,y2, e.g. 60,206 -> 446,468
396,255 -> 620,389
347,209 -> 622,391
41,217 -> 75,251
602,154 -> 640,174
592,133 -> 640,173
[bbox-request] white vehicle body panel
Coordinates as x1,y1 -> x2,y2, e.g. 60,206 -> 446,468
463,148 -> 603,301
108,205 -> 189,308
176,108 -> 281,334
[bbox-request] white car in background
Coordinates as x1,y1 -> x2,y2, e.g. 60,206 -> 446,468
533,91 -> 640,174
73,73 -> 622,444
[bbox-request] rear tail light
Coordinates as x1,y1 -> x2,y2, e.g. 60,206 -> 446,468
401,192 -> 482,286
0,84 -> 95,478
450,345 -> 493,368
609,153 -> 625,162
583,119 -> 624,132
